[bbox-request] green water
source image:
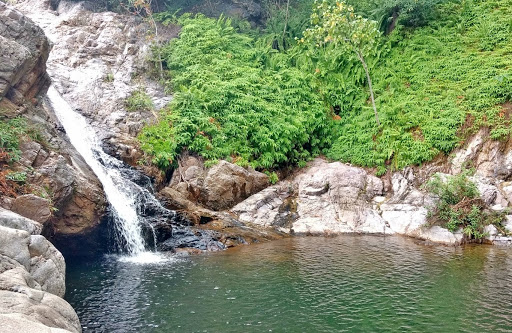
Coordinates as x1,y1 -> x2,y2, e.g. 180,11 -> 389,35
65,236 -> 512,332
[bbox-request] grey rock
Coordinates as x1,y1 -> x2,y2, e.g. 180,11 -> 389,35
0,226 -> 31,270
0,2 -> 51,103
28,235 -> 66,297
203,160 -> 269,210
167,156 -> 269,211
0,208 -> 42,235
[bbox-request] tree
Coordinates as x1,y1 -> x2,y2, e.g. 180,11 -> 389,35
126,0 -> 164,78
302,0 -> 381,125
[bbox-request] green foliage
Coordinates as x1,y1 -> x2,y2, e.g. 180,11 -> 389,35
140,0 -> 512,173
326,0 -> 512,170
104,72 -> 115,82
5,171 -> 27,183
346,0 -> 447,31
125,88 -> 154,112
302,1 -> 381,56
261,0 -> 314,50
0,117 -> 28,162
424,171 -> 507,239
265,171 -> 279,184
301,0 -> 382,124
139,14 -> 333,169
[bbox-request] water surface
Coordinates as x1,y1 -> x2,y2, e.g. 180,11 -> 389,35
66,236 -> 512,332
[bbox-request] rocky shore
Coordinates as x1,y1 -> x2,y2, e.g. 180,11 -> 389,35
0,209 -> 81,333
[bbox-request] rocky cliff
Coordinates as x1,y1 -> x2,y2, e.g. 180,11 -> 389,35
0,2 -> 108,331
0,1 -> 106,237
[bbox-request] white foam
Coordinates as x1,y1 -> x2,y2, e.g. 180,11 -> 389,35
118,251 -> 170,264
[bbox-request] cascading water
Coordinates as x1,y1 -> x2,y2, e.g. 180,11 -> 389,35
47,85 -> 168,263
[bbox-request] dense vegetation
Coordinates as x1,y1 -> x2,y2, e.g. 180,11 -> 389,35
425,171 -> 508,239
138,0 -> 512,173
0,117 -> 32,196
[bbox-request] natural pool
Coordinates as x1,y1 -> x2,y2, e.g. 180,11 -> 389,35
65,236 -> 512,332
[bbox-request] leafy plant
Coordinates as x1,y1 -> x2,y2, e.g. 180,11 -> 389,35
5,171 -> 27,183
0,117 -> 28,162
139,14 -> 333,170
265,171 -> 279,184
139,0 -> 512,174
125,88 -> 154,112
302,0 -> 382,125
424,171 -> 507,239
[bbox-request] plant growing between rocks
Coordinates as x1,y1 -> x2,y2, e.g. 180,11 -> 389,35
125,88 -> 154,112
424,171 -> 508,239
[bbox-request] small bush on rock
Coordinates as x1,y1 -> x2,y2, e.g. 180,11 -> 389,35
424,171 -> 507,239
125,88 -> 154,112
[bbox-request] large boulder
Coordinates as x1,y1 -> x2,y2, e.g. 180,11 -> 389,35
0,207 -> 42,235
167,156 -> 269,211
231,158 -> 487,245
11,194 -> 52,224
233,159 -> 392,235
0,211 -> 79,332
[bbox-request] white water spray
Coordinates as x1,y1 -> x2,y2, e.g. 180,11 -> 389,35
47,86 -> 165,263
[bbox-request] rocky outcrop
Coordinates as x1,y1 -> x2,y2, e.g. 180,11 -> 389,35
0,1 -> 51,104
0,2 -> 106,236
0,208 -> 81,333
232,158 -> 512,245
15,0 -> 175,166
168,156 -> 269,211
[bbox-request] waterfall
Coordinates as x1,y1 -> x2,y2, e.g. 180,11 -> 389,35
47,86 -> 167,263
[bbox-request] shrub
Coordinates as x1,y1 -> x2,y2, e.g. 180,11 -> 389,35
139,14 -> 333,170
424,171 -> 508,239
125,88 -> 154,112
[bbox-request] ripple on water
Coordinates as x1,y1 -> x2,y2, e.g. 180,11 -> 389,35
65,236 -> 512,333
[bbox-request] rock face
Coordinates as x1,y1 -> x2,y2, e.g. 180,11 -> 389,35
168,156 -> 269,211
15,0 -> 175,166
232,158 -> 512,245
0,2 -> 106,236
0,209 -> 81,333
0,1 -> 51,104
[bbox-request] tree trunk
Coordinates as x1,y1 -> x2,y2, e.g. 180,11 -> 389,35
281,0 -> 290,49
357,51 -> 380,126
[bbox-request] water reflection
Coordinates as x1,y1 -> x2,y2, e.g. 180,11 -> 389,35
66,236 -> 512,333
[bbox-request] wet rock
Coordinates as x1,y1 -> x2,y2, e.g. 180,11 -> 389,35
158,227 -> 225,252
11,194 -> 52,224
